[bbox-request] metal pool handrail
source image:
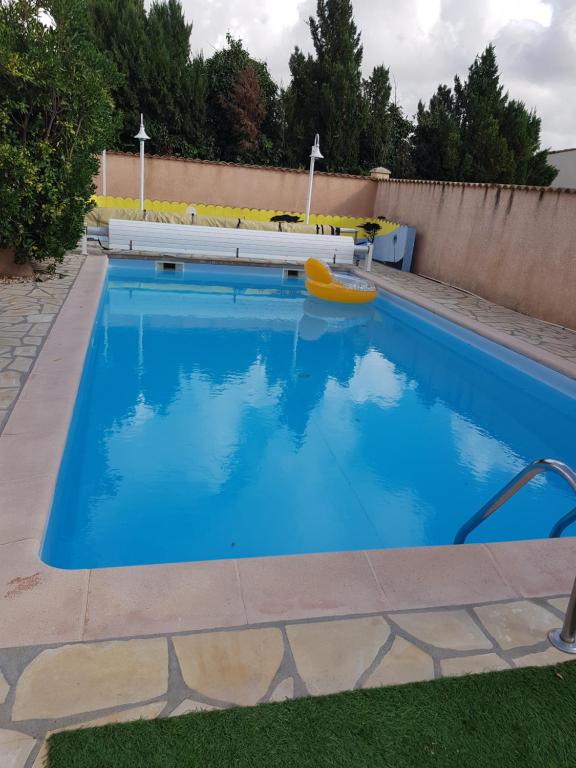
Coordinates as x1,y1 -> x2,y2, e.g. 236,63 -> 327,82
453,458 -> 576,545
549,578 -> 576,654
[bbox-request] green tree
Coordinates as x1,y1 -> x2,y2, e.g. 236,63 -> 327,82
86,0 -> 149,149
359,66 -> 414,177
206,34 -> 281,164
86,0 -> 210,157
455,45 -> 514,182
311,0 -> 364,172
360,65 -> 392,169
0,0 -> 115,265
145,0 -> 209,156
500,100 -> 557,185
413,44 -> 557,185
386,103 -> 415,178
283,48 -> 319,167
413,85 -> 461,180
285,0 -> 364,173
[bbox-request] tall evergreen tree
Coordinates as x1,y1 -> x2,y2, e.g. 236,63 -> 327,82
86,0 -> 149,150
86,0 -> 209,157
413,85 -> 461,180
413,44 -> 557,185
455,45 -> 513,182
500,100 -> 557,185
359,66 -> 414,177
286,0 -> 364,173
145,0 -> 209,156
386,103 -> 415,178
310,0 -> 363,172
360,65 -> 392,169
283,48 -> 319,167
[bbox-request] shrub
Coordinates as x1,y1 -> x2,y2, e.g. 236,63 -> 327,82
0,0 -> 116,265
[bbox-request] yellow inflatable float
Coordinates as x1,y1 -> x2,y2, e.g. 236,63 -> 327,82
304,258 -> 377,304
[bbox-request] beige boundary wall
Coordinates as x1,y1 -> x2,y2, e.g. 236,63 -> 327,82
96,152 -> 576,329
373,180 -> 576,330
96,151 -> 377,217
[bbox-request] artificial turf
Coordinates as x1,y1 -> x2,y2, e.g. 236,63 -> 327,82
48,661 -> 576,768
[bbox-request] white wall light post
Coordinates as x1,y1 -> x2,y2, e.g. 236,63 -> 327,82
305,134 -> 323,225
134,114 -> 150,212
101,149 -> 107,196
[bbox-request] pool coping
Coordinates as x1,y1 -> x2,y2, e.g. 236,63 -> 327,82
354,266 -> 576,381
0,250 -> 575,649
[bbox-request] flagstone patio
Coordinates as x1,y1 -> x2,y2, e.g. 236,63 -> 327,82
362,261 -> 576,377
0,254 -> 84,432
0,595 -> 573,768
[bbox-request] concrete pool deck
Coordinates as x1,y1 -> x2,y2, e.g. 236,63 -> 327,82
1,246 -> 575,766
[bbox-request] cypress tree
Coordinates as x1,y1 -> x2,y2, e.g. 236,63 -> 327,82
86,0 -> 149,150
359,65 -> 392,170
386,103 -> 415,178
145,0 -> 209,157
286,0 -> 364,173
413,85 -> 461,180
283,48 -> 319,167
86,0 -> 210,157
455,45 -> 514,182
359,66 -> 414,177
413,44 -> 557,185
500,100 -> 557,185
310,0 -> 364,172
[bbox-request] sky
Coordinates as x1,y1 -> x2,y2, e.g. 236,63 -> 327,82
180,0 -> 576,150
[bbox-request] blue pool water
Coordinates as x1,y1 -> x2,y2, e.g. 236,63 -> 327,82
41,259 -> 576,569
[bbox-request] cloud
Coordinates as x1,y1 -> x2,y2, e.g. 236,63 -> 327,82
175,0 -> 575,148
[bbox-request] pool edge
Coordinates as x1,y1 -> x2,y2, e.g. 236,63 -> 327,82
356,266 -> 576,381
0,252 -> 575,649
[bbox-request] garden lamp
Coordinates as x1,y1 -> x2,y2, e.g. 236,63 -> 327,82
305,134 -> 323,224
135,114 -> 150,212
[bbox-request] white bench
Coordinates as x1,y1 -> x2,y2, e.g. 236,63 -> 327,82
108,219 -> 355,265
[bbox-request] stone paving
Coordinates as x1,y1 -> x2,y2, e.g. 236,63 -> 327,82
367,262 -> 576,371
0,595 -> 573,767
0,253 -> 84,433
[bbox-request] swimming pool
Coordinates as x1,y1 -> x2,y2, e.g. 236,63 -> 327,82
41,259 -> 576,569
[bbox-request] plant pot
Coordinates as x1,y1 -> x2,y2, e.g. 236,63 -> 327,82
0,248 -> 34,277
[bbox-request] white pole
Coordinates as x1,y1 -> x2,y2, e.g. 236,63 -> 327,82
305,155 -> 315,225
365,242 -> 374,272
134,114 -> 149,213
139,139 -> 144,212
102,149 -> 107,196
305,134 -> 323,225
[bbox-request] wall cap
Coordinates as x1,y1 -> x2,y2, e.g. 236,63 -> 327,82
374,177 -> 576,194
102,151 -> 576,195
104,151 -> 371,181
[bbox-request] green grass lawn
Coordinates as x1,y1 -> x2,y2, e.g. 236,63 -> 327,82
48,661 -> 576,768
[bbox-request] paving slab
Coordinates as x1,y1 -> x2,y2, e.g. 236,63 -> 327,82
12,638 -> 168,721
173,628 -> 284,706
287,617 -> 390,695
